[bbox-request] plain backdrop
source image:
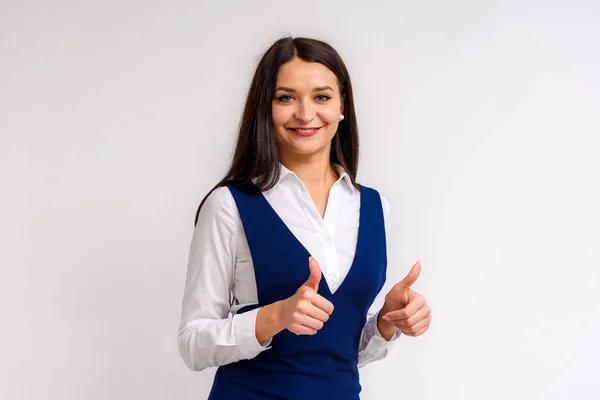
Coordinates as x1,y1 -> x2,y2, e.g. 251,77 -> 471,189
2,0 -> 599,399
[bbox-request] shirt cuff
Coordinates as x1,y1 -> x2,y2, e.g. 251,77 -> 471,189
357,312 -> 401,368
369,311 -> 402,343
233,307 -> 272,358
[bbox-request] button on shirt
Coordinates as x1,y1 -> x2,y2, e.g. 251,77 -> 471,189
177,162 -> 401,372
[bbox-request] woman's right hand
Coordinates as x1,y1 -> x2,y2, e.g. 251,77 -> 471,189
255,257 -> 334,343
277,256 -> 334,335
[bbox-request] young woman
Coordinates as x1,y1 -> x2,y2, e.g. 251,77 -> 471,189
177,36 -> 432,399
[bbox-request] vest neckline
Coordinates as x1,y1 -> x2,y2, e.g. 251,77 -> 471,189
250,182 -> 365,297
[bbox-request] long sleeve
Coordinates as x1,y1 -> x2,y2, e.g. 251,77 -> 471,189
177,187 -> 271,372
357,193 -> 401,368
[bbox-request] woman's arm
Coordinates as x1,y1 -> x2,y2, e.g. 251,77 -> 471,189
358,288 -> 402,368
177,187 -> 271,372
357,193 -> 401,368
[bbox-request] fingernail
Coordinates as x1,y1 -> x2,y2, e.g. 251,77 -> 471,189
309,256 -> 313,262
382,316 -> 391,322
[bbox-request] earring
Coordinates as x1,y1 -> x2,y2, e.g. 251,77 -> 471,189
339,114 -> 345,121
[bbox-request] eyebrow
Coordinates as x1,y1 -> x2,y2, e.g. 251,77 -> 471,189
274,86 -> 334,92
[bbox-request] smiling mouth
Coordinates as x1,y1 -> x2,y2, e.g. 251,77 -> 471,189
287,127 -> 322,137
288,127 -> 322,131
286,127 -> 322,136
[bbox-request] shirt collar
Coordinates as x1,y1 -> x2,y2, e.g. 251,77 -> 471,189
278,162 -> 358,194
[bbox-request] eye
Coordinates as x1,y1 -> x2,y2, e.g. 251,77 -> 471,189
276,95 -> 293,102
316,95 -> 331,102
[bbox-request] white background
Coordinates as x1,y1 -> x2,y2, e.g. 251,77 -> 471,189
2,0 -> 599,399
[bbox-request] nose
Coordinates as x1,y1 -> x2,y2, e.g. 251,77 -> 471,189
294,98 -> 316,123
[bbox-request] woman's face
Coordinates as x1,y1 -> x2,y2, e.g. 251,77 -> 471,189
271,57 -> 344,161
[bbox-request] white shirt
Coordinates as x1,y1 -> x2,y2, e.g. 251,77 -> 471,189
177,162 -> 400,372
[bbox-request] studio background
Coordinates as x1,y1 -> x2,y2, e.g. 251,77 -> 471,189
2,0 -> 599,399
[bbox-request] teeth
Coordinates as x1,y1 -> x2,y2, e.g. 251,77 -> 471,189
295,128 -> 317,132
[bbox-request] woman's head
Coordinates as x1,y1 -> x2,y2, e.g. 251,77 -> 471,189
195,36 -> 359,225
272,57 -> 344,164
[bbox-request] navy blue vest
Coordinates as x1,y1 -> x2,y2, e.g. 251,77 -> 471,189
208,182 -> 387,400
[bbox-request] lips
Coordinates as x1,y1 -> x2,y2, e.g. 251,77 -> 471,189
287,127 -> 322,137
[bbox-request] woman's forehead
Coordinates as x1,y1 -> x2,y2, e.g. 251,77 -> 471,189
276,59 -> 338,91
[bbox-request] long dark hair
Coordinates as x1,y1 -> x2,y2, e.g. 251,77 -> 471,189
194,36 -> 360,226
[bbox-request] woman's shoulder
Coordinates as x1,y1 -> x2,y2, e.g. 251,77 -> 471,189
196,186 -> 238,225
358,183 -> 390,218
206,185 -> 236,201
358,183 -> 389,202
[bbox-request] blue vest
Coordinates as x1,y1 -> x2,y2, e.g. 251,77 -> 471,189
208,182 -> 387,400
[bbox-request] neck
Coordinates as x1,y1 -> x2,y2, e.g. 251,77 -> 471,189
279,149 -> 339,191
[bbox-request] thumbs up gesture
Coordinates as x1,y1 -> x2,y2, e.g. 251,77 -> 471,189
277,256 -> 335,335
378,260 -> 432,338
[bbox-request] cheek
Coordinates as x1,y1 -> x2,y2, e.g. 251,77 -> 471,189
318,105 -> 341,123
271,106 -> 290,127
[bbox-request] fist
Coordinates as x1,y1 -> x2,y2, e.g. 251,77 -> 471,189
278,257 -> 334,335
381,260 -> 432,337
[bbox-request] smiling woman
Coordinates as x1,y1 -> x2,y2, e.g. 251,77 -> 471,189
272,59 -> 345,159
190,36 -> 360,202
177,36 -> 431,400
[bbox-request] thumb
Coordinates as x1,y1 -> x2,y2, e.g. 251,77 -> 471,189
304,256 -> 321,291
397,260 -> 422,290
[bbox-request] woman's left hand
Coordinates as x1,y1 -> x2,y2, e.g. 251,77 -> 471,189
379,260 -> 432,337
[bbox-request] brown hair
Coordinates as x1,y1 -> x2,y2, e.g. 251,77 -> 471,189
194,36 -> 360,226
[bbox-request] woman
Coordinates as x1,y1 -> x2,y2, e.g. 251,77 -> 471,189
177,36 -> 432,399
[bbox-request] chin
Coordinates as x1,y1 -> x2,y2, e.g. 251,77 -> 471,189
280,141 -> 332,157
